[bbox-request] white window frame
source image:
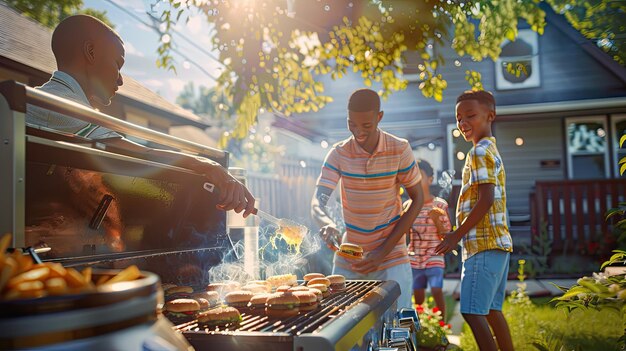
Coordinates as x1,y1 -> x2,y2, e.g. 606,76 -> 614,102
565,116 -> 610,179
495,29 -> 541,90
611,114 -> 626,178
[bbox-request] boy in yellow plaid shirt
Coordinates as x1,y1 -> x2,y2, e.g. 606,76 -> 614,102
435,90 -> 513,351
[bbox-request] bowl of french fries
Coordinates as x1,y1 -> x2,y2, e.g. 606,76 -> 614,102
0,233 -> 159,317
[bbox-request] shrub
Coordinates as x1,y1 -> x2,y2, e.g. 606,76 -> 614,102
415,296 -> 452,349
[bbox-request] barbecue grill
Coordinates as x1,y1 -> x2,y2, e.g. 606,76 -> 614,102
179,280 -> 400,351
0,81 -> 419,351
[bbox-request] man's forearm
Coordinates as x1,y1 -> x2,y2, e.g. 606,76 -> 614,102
381,202 -> 420,253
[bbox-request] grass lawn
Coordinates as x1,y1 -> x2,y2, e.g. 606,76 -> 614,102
459,293 -> 624,351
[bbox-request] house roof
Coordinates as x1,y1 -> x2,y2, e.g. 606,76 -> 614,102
540,2 -> 626,86
272,113 -> 328,141
0,4 -> 209,129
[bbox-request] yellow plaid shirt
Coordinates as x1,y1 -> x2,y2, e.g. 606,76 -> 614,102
456,137 -> 513,260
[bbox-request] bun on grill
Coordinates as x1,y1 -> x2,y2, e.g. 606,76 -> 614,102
224,290 -> 254,308
266,292 -> 299,318
306,277 -> 330,287
163,298 -> 200,323
292,291 -> 318,312
307,283 -> 329,298
266,274 -> 297,289
197,306 -> 242,326
326,275 -> 346,292
303,273 -> 325,282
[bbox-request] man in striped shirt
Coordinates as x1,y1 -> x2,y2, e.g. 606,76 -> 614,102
26,15 -> 255,219
311,88 -> 424,309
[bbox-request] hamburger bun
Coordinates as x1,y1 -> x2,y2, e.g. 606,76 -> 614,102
303,273 -> 325,282
292,291 -> 318,312
191,291 -> 220,307
248,293 -> 271,311
164,286 -> 194,301
307,283 -> 330,298
287,286 -> 310,293
161,283 -> 177,291
336,243 -> 364,260
306,277 -> 330,287
224,290 -> 254,308
266,292 -> 299,318
266,274 -> 297,289
307,287 -> 323,301
276,285 -> 292,293
165,286 -> 194,295
197,306 -> 242,327
326,275 -> 346,292
164,298 -> 200,323
196,298 -> 210,310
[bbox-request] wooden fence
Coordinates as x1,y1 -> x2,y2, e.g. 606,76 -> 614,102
246,159 -> 322,225
530,179 -> 626,253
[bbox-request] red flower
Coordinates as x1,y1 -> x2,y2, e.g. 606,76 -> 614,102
447,324 -> 452,329
439,321 -> 445,327
416,305 -> 424,313
432,307 -> 440,313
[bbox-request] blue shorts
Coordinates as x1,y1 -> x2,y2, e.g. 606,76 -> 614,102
460,250 -> 510,315
411,267 -> 444,289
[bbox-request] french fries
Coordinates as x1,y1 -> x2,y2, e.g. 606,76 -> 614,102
0,233 -> 142,300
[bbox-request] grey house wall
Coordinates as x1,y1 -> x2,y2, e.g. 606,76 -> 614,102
494,119 -> 564,216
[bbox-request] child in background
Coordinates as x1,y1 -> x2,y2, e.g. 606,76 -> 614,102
405,159 -> 451,321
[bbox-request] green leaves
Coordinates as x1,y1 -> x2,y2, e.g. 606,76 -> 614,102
156,0 -> 550,139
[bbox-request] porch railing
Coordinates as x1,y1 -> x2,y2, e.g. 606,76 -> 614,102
530,179 -> 626,253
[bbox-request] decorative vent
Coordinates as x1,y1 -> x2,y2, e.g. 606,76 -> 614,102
495,29 -> 540,90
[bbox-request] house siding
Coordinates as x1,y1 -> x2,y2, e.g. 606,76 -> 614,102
494,119 -> 564,216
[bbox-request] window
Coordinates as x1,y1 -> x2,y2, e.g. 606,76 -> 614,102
612,115 -> 626,178
495,29 -> 540,90
565,117 -> 610,179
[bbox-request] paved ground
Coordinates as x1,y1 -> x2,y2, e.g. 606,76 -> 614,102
440,277 -> 578,346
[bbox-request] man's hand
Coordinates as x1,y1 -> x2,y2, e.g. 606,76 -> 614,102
434,231 -> 460,255
318,225 -> 342,251
351,245 -> 386,274
215,175 -> 255,218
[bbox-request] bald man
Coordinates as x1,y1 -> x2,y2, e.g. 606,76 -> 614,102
27,16 -> 255,225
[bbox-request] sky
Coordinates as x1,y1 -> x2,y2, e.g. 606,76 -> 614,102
84,0 -> 222,103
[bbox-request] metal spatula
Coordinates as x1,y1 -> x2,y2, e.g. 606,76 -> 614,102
202,182 -> 308,239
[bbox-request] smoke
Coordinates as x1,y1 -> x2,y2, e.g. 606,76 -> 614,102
206,217 -> 327,284
437,169 -> 456,199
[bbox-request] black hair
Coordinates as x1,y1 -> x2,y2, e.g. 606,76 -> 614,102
456,90 -> 496,111
418,159 -> 434,177
348,88 -> 381,113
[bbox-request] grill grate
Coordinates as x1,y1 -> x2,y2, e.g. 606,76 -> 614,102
177,280 -> 382,336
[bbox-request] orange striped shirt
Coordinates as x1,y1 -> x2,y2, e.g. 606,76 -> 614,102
317,130 -> 421,271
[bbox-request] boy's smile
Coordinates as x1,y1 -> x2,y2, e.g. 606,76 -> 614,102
455,99 -> 495,144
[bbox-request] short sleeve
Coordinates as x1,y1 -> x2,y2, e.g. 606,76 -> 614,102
397,143 -> 421,188
316,147 -> 341,191
468,145 -> 496,185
